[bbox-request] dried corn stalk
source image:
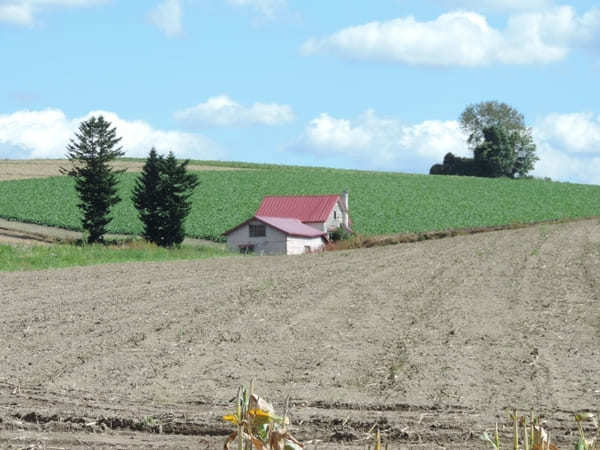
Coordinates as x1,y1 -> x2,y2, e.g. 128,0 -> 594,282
223,383 -> 303,450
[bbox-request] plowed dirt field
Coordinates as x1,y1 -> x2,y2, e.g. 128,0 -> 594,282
0,159 -> 238,182
1,219 -> 600,448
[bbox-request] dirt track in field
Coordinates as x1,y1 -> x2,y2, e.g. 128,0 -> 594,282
0,217 -> 224,249
0,159 -> 240,181
1,219 -> 600,448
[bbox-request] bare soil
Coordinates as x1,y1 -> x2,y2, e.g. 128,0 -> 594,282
0,159 -> 239,182
0,218 -> 79,245
1,219 -> 599,448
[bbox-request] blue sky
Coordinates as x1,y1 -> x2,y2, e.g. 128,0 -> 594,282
1,0 -> 600,183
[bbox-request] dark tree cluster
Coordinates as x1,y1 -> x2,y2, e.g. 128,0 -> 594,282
133,149 -> 199,247
64,116 -> 199,247
430,152 -> 479,177
430,101 -> 539,179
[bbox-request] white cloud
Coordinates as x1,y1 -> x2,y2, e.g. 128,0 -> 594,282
434,0 -> 553,12
531,112 -> 600,184
0,0 -> 107,26
535,112 -> 600,152
174,95 -> 295,127
304,113 -> 372,151
0,3 -> 33,25
0,109 -> 72,156
225,0 -> 286,18
302,6 -> 600,67
293,109 -> 468,171
0,108 -> 223,159
148,0 -> 182,37
532,143 -> 600,185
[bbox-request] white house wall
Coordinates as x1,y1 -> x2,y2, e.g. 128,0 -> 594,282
305,201 -> 346,233
305,222 -> 327,233
325,201 -> 345,230
286,236 -> 325,255
226,221 -> 287,255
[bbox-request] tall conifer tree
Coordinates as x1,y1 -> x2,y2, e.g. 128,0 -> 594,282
63,116 -> 124,244
133,150 -> 199,247
132,148 -> 165,244
159,152 -> 199,246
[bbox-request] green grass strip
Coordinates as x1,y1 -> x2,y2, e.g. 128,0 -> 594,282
0,241 -> 231,272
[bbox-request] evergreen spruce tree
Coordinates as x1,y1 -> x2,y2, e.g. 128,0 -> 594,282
132,148 -> 165,244
133,150 -> 199,247
63,116 -> 124,244
159,152 -> 199,246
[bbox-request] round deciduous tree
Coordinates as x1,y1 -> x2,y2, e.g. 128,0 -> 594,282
473,126 -> 515,178
460,100 -> 526,148
459,101 -> 538,178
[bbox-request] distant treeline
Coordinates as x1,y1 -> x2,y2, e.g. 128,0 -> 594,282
430,152 -> 481,177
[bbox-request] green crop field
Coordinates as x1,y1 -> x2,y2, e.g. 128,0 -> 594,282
1,162 -> 600,241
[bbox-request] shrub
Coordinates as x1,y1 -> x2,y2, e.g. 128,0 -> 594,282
330,225 -> 353,242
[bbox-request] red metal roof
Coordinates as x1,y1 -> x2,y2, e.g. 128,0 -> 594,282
256,195 -> 340,223
255,216 -> 326,238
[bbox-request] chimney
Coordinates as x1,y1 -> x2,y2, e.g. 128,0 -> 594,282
342,190 -> 349,227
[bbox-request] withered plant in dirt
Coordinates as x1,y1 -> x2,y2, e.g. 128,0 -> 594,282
365,427 -> 391,450
482,410 -> 599,450
223,381 -> 303,450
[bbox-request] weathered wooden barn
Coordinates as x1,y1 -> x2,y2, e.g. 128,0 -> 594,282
223,191 -> 351,255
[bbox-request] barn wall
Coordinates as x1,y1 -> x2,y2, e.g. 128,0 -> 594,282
286,236 -> 325,255
226,221 -> 287,255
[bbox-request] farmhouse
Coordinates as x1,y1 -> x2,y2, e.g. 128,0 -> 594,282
223,191 -> 351,255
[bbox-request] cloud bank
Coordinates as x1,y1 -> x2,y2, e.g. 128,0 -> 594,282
292,109 -> 469,172
289,109 -> 600,184
302,6 -> 600,67
0,108 -> 223,159
3,108 -> 600,184
174,95 -> 295,127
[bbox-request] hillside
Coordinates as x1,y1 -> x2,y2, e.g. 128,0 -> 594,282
1,219 -> 599,448
1,159 -> 600,241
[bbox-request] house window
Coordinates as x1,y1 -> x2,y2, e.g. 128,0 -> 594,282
304,245 -> 311,254
334,211 -> 337,219
249,224 -> 266,237
239,245 -> 254,254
